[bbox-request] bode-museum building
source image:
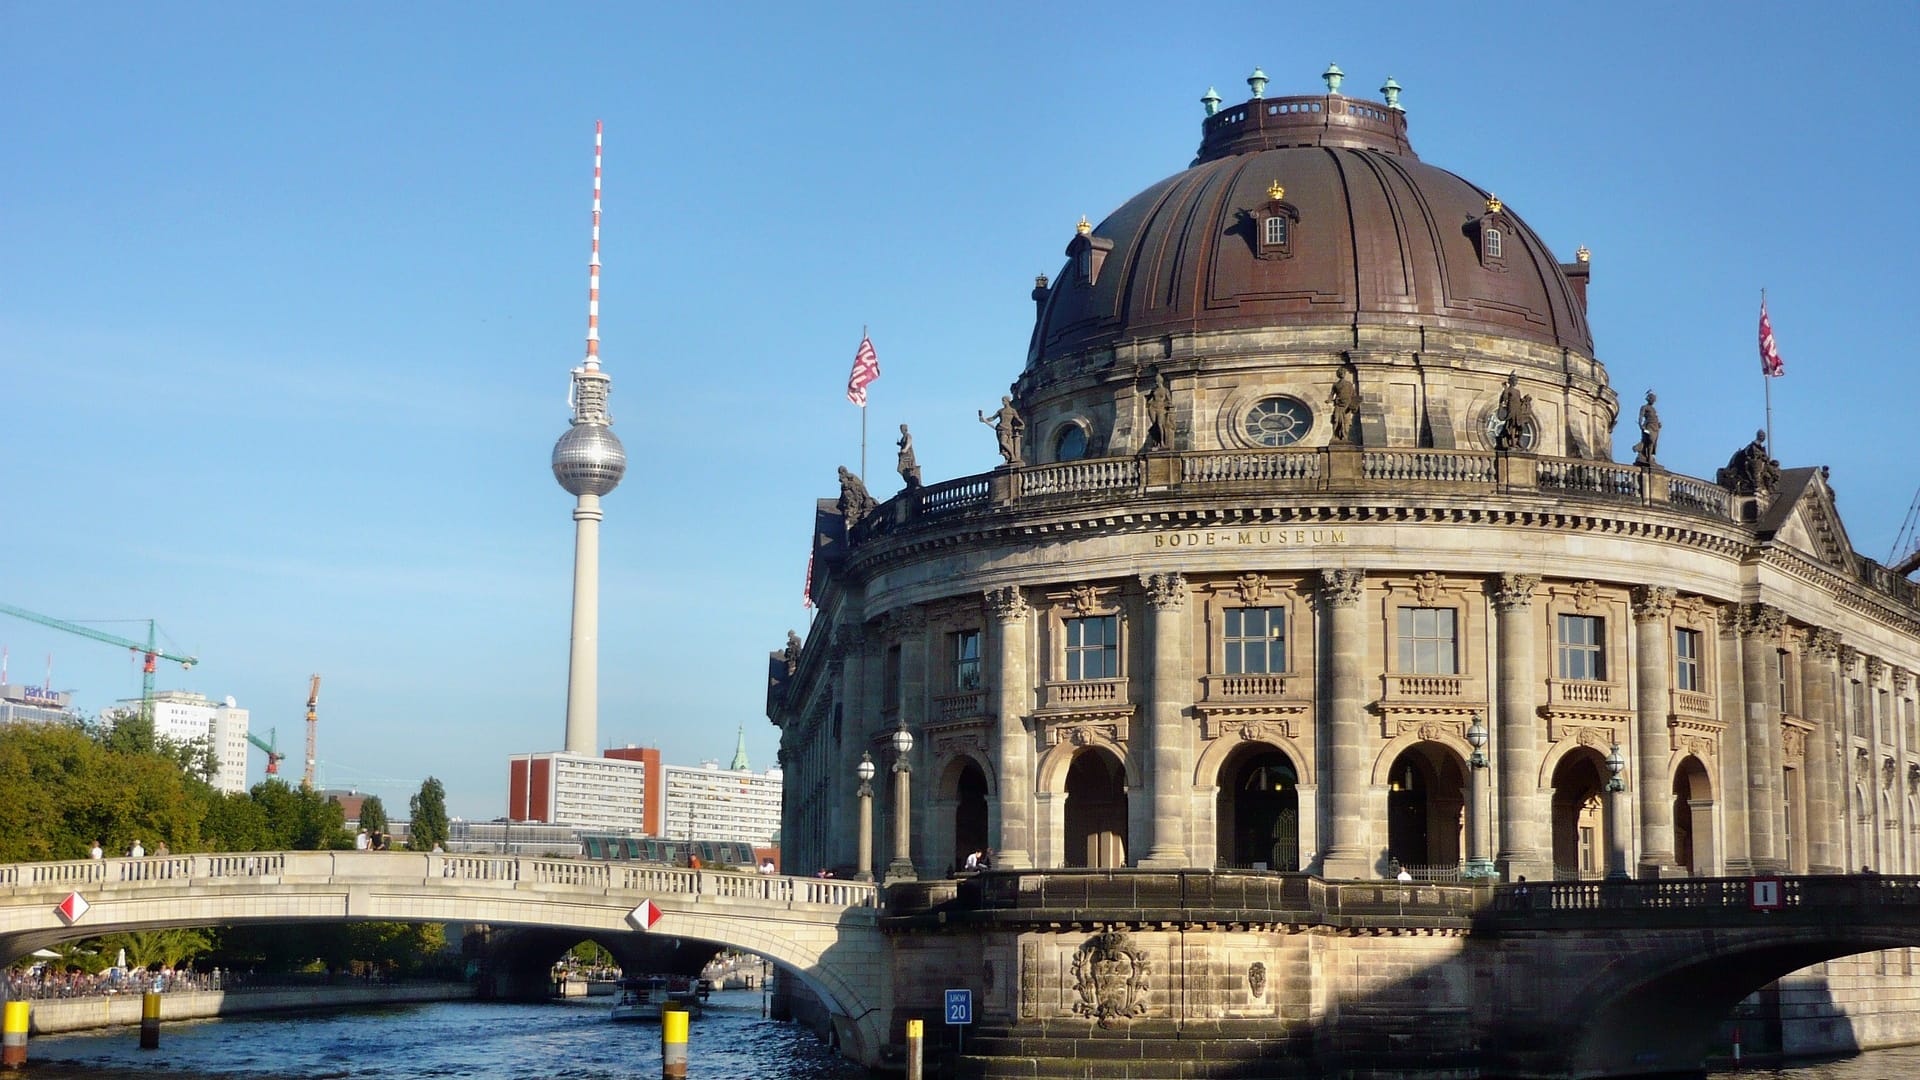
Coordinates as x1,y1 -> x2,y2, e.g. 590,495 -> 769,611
769,71 -> 1920,901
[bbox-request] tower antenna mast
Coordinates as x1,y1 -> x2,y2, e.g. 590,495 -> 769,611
550,120 -> 627,756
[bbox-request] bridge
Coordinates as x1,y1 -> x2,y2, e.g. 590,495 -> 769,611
6,857 -> 1920,1076
0,852 -> 890,1063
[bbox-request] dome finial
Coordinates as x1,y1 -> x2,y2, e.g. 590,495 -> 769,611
1576,245 -> 1591,263
1076,215 -> 1092,236
1267,180 -> 1286,201
1201,86 -> 1222,116
1485,194 -> 1503,214
1322,62 -> 1345,95
1247,66 -> 1268,100
1380,76 -> 1402,111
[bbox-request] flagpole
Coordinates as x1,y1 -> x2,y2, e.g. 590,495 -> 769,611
859,324 -> 869,482
1762,288 -> 1774,461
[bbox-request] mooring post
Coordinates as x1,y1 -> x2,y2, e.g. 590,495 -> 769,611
906,1017 -> 924,1080
139,991 -> 161,1050
1,1001 -> 29,1068
661,1004 -> 689,1079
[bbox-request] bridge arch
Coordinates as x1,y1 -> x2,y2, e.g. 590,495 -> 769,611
0,853 -> 891,1067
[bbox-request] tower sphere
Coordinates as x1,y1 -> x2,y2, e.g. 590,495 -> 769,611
552,422 -> 627,496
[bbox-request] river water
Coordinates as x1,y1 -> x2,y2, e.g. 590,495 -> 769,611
11,992 -> 1920,1078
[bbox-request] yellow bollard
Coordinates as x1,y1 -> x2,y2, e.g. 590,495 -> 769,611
661,1005 -> 688,1079
139,990 -> 161,1050
2,1000 -> 28,1069
905,1017 -> 923,1080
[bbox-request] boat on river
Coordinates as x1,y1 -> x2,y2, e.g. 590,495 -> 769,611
609,975 -> 705,1022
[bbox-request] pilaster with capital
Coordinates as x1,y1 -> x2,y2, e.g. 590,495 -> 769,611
1631,586 -> 1676,873
984,586 -> 1033,868
1802,629 -> 1843,872
1140,572 -> 1191,866
1865,655 -> 1887,868
1319,568 -> 1371,878
831,622 -> 870,872
887,607 -> 930,878
1491,573 -> 1547,880
1895,667 -> 1913,873
1736,603 -> 1786,872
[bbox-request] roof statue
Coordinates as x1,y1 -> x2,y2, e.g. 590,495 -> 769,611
979,396 -> 1024,466
1633,391 -> 1662,468
837,466 -> 876,526
897,424 -> 922,490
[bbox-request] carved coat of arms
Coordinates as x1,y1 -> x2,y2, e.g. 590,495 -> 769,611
1070,930 -> 1149,1027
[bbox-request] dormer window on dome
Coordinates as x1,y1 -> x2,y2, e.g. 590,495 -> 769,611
1475,194 -> 1510,272
1252,180 -> 1299,260
1067,216 -> 1114,287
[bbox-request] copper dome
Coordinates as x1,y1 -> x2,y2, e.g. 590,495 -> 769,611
1026,92 -> 1593,377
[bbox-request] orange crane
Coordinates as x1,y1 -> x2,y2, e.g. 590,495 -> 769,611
303,674 -> 321,791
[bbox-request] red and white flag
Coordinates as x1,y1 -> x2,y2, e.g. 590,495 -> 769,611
846,334 -> 880,406
802,552 -> 814,609
1759,300 -> 1785,378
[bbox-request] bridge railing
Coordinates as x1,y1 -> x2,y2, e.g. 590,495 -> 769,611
0,854 -> 878,910
1486,873 -> 1920,915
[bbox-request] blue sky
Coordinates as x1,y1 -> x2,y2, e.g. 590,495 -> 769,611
3,3 -> 1915,820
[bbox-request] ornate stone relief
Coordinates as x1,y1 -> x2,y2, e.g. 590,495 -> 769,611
1738,603 -> 1786,639
1809,629 -> 1840,661
1781,722 -> 1807,760
984,585 -> 1030,622
1044,720 -> 1127,748
1141,572 -> 1187,611
1867,657 -> 1886,684
1071,930 -> 1150,1028
831,623 -> 868,658
1233,573 -> 1270,605
1067,584 -> 1105,615
1667,719 -> 1718,759
1630,586 -> 1676,621
1319,568 -> 1364,608
932,725 -> 991,760
1492,573 -> 1540,611
1571,580 -> 1601,613
1411,571 -> 1444,605
1839,645 -> 1860,676
884,606 -> 927,639
1200,713 -> 1304,741
1247,962 -> 1268,999
1896,667 -> 1912,694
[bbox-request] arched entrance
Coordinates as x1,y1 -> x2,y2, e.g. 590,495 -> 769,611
1385,744 -> 1468,873
1063,749 -> 1127,868
1551,748 -> 1610,879
1215,746 -> 1300,870
1672,755 -> 1714,876
953,759 -> 989,865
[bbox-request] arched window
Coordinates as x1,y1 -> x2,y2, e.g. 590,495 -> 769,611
1265,215 -> 1288,247
1484,227 -> 1503,259
1054,423 -> 1088,462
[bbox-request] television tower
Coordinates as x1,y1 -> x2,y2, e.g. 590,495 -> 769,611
551,120 -> 626,755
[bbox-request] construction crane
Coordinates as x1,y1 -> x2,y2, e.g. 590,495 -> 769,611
303,674 -> 321,790
0,602 -> 197,721
1892,486 -> 1920,579
246,727 -> 286,777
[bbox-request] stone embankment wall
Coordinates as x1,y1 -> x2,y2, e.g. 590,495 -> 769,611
22,982 -> 472,1035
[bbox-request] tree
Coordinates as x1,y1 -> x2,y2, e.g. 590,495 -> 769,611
357,794 -> 389,838
0,718 -> 209,861
408,777 -> 448,851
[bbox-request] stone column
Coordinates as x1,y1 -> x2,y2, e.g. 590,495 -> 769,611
1631,586 -> 1676,876
1868,657 -> 1886,868
1738,604 -> 1786,873
836,625 -> 869,873
1716,610 -> 1753,874
1319,568 -> 1371,879
985,586 -> 1034,869
894,608 -> 929,877
1802,630 -> 1842,873
1838,646 -> 1860,870
1895,667 -> 1912,874
1141,572 -> 1192,867
1492,573 -> 1548,881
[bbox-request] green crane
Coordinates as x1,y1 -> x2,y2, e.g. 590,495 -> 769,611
0,601 -> 198,722
246,727 -> 286,777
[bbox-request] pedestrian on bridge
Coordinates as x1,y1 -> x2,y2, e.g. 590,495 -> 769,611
128,839 -> 144,858
88,840 -> 103,860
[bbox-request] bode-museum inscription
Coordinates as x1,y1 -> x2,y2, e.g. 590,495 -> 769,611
1152,527 -> 1349,549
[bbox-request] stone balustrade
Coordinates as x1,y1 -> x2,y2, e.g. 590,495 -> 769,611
1041,677 -> 1128,710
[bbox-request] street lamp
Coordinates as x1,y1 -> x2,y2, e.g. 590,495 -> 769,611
886,720 -> 917,883
1604,744 -> 1630,881
855,752 -> 876,882
1464,712 -> 1494,879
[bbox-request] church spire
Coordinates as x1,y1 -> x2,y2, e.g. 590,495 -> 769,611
730,724 -> 750,771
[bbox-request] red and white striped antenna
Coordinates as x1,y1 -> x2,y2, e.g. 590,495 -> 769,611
584,119 -> 603,373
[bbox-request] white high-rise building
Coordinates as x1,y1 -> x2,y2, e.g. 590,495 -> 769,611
128,690 -> 251,795
0,683 -> 76,726
662,761 -> 784,846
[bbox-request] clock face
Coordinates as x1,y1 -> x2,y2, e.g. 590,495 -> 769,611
1486,411 -> 1538,450
1244,397 -> 1313,447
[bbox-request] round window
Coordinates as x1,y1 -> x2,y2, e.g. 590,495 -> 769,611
1243,397 -> 1313,447
1054,424 -> 1088,462
1484,411 -> 1538,451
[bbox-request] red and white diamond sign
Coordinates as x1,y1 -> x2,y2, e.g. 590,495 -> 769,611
55,892 -> 90,925
627,899 -> 664,932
